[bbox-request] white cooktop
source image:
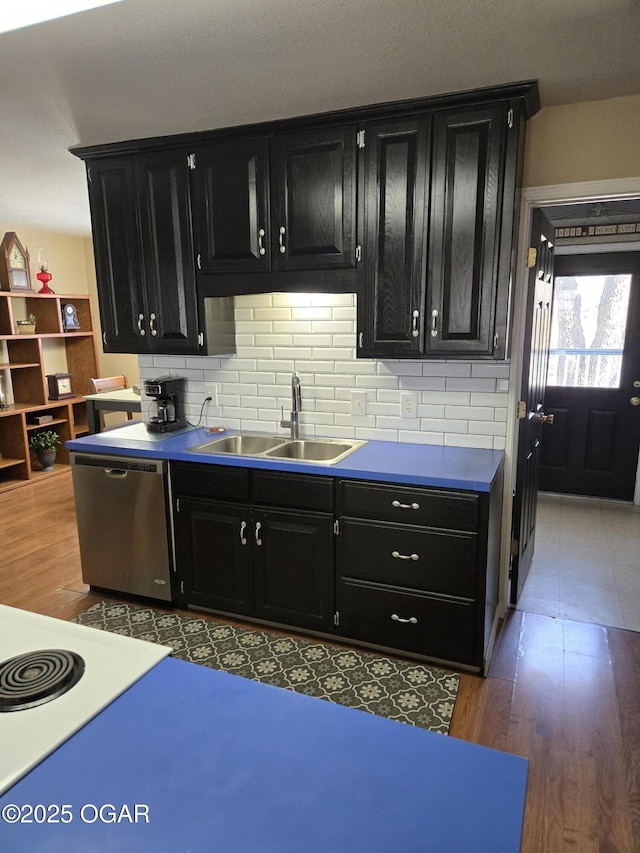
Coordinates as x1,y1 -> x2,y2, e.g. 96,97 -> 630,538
0,605 -> 171,795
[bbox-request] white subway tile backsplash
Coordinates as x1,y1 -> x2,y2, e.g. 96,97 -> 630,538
423,362 -> 471,377
445,405 -> 495,421
445,377 -> 496,392
146,294 -> 511,451
471,363 -> 511,378
446,434 -> 493,449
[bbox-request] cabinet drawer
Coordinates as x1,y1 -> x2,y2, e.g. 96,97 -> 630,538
172,462 -> 249,501
252,470 -> 333,512
337,580 -> 477,666
339,519 -> 477,599
339,480 -> 478,530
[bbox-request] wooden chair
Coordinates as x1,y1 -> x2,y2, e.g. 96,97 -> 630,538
89,375 -> 133,430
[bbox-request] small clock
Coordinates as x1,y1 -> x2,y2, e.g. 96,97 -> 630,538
0,232 -> 33,291
47,373 -> 74,400
62,303 -> 81,331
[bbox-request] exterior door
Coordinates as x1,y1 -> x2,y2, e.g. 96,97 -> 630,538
539,252 -> 640,499
510,209 -> 555,605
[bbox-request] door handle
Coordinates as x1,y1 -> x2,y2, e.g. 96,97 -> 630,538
239,521 -> 247,545
540,413 -> 554,424
278,226 -> 286,254
255,521 -> 262,546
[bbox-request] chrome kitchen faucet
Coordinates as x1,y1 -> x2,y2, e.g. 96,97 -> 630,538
280,371 -> 302,439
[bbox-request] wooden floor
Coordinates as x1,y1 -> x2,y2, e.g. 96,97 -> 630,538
2,472 -> 639,852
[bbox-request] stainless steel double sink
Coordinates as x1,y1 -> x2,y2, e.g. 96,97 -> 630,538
186,432 -> 366,465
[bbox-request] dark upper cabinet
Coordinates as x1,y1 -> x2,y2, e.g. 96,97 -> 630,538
190,125 -> 357,294
86,158 -> 145,353
358,117 -> 430,357
87,150 -> 200,354
427,104 -> 505,356
358,100 -> 525,359
191,137 -> 271,275
271,127 -> 356,272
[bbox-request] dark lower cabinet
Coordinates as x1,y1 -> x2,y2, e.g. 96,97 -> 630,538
252,508 -> 333,630
175,497 -> 252,615
172,461 -> 502,672
335,476 -> 502,670
337,582 -> 476,665
173,464 -> 334,632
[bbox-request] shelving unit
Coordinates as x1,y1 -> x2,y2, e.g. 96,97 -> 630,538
0,292 -> 99,493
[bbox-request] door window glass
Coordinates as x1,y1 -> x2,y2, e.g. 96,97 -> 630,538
547,273 -> 632,388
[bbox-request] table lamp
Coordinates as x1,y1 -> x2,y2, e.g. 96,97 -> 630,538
36,247 -> 54,294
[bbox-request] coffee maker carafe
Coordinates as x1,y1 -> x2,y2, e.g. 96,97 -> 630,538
144,376 -> 187,433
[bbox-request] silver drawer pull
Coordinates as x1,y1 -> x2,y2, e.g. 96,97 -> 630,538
391,550 -> 419,561
391,500 -> 420,510
255,521 -> 262,546
239,521 -> 247,546
391,613 -> 418,625
279,226 -> 286,254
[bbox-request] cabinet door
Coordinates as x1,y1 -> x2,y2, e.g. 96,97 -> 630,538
86,158 -> 147,353
271,127 -> 357,271
252,507 -> 333,630
357,117 -> 429,357
428,104 -> 506,355
191,138 -> 271,274
175,497 -> 252,615
138,150 -> 200,354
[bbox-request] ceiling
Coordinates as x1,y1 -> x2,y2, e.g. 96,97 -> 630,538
1,0 -> 639,237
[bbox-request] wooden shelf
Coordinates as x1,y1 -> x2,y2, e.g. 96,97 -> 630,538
26,418 -> 68,431
0,292 -> 100,494
0,362 -> 40,369
0,457 -> 25,470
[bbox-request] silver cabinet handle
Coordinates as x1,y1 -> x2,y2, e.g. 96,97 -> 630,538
391,500 -> 419,510
391,551 -> 419,561
149,313 -> 157,336
137,314 -> 146,336
255,521 -> 262,546
411,309 -> 420,338
258,228 -> 266,256
431,308 -> 439,338
239,521 -> 247,546
279,226 -> 286,254
103,331 -> 107,347
391,613 -> 418,625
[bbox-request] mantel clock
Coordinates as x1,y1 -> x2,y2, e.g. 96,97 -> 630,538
0,232 -> 33,291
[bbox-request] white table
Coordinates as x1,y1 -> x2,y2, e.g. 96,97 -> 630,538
83,388 -> 142,434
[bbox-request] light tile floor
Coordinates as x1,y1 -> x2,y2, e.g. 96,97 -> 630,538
517,492 -> 640,631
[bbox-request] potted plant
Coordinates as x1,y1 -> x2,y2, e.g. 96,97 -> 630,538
29,429 -> 60,472
16,313 -> 36,335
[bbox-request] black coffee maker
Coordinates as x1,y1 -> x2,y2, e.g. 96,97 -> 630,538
144,376 -> 187,433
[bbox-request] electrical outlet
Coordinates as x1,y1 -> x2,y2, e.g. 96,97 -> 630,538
205,385 -> 217,407
350,390 -> 367,417
401,391 -> 418,419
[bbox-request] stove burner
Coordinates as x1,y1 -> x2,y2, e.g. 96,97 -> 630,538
0,649 -> 85,712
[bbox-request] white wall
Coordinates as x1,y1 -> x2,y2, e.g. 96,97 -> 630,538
139,292 -> 510,449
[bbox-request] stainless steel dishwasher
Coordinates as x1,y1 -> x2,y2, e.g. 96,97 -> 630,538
71,453 -> 174,601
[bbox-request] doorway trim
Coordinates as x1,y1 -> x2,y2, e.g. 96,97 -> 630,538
496,177 -> 640,619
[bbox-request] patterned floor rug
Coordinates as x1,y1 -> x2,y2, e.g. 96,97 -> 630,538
74,601 -> 460,734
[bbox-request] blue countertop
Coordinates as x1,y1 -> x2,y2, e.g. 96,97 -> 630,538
67,424 -> 503,492
0,656 -> 527,852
